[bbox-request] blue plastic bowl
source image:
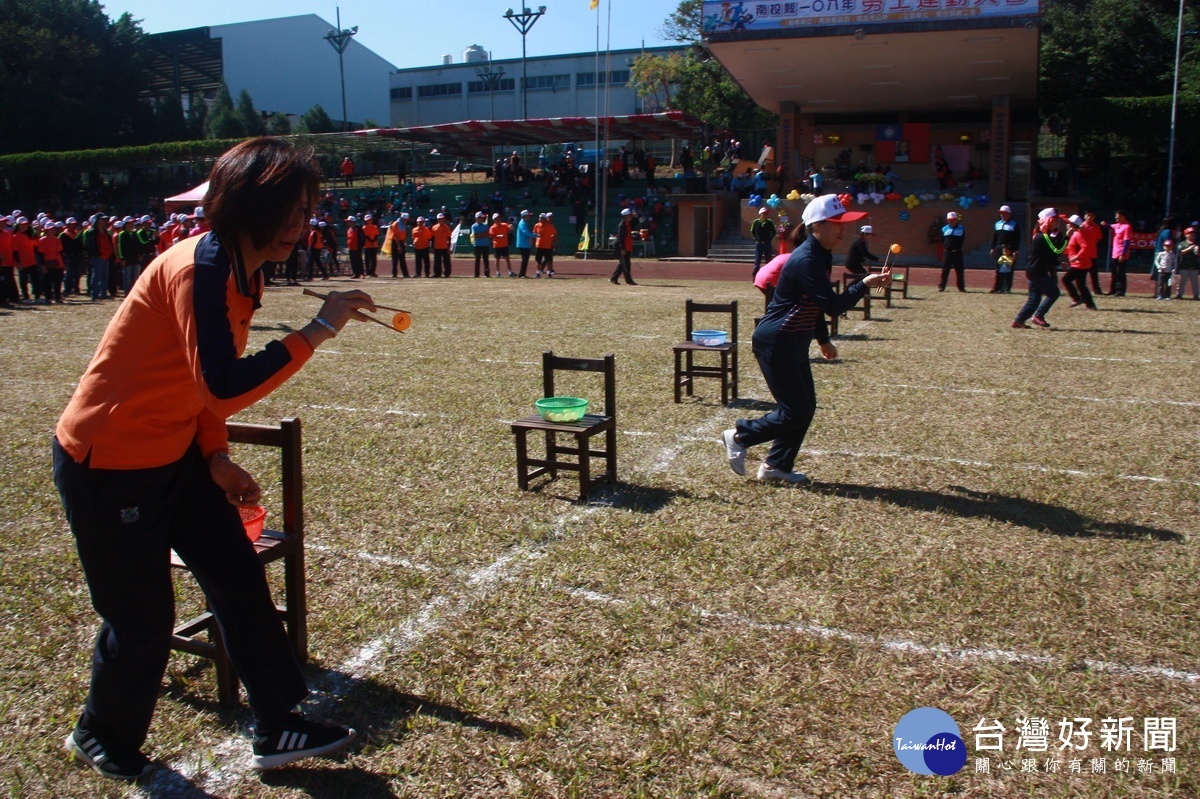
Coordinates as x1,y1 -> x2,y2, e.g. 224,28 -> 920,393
691,329 -> 728,346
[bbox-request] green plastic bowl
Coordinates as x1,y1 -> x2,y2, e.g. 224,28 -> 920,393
536,396 -> 589,422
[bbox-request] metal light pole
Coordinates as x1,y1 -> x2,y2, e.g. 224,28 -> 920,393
1166,0 -> 1185,218
475,63 -> 506,121
503,6 -> 546,121
324,8 -> 358,132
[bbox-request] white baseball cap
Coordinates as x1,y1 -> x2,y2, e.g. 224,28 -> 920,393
1038,207 -> 1058,221
860,225 -> 873,235
946,211 -> 959,220
999,205 -> 1012,213
801,194 -> 868,226
621,208 -> 633,216
757,207 -> 768,214
1067,214 -> 1084,227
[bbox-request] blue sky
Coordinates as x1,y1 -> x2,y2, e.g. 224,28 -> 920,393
106,0 -> 687,69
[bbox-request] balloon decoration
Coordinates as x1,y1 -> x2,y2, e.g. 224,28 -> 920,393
787,189 -> 802,200
766,194 -> 783,209
885,192 -> 901,201
837,193 -> 853,207
870,191 -> 885,204
903,194 -> 921,209
899,210 -> 911,221
958,195 -> 974,210
748,194 -> 763,207
976,194 -> 990,207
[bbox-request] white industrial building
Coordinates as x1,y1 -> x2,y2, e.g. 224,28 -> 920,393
388,46 -> 685,127
145,15 -> 394,128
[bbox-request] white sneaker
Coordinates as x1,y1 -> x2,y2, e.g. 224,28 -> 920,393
721,429 -> 746,476
757,463 -> 810,484
535,270 -> 542,278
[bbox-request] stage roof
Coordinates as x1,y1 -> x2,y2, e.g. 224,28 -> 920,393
352,112 -> 707,155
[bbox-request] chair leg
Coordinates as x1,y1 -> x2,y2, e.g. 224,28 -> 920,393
514,428 -> 531,490
731,349 -> 739,400
685,351 -> 695,397
284,549 -> 308,664
673,349 -> 683,403
212,626 -> 240,709
576,432 -> 591,503
544,430 -> 558,480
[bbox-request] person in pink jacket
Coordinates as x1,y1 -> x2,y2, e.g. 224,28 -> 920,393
1107,210 -> 1132,296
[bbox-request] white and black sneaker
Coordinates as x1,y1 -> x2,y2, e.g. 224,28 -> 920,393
65,727 -> 153,781
250,714 -> 356,770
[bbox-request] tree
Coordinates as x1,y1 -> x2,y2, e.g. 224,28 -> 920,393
0,0 -> 149,153
268,112 -> 292,136
629,48 -> 775,136
236,89 -> 267,136
204,84 -> 246,139
659,0 -> 703,43
297,104 -> 337,135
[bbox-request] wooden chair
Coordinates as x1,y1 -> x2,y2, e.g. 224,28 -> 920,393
871,263 -> 911,305
841,273 -> 872,319
673,300 -> 739,405
511,352 -> 617,502
170,418 -> 307,708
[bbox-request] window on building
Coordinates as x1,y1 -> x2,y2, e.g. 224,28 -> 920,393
467,77 -> 515,94
523,74 -> 570,92
576,70 -> 630,88
417,82 -> 463,98
390,87 -> 413,101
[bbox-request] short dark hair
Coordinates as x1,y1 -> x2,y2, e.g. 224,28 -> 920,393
204,137 -> 320,250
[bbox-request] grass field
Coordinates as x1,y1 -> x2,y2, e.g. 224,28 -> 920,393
1,268 -> 1197,798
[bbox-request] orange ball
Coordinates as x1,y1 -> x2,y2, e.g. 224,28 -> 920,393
392,312 -> 411,331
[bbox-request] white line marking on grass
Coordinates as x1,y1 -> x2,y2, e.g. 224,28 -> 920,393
309,543 -> 436,572
302,403 -> 428,417
801,447 -> 1200,487
882,383 -> 1200,409
137,511 -> 596,797
561,587 -> 1200,684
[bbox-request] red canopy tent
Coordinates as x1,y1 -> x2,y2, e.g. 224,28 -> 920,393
163,180 -> 209,211
352,111 -> 706,155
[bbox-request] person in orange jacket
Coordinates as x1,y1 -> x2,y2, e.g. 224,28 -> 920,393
305,219 -> 327,280
38,220 -> 67,303
410,216 -> 432,277
344,216 -> 364,278
431,212 -> 453,277
361,214 -> 380,277
489,213 -> 514,277
13,217 -> 39,301
534,211 -> 558,277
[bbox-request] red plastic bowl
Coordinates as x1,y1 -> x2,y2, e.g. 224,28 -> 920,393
239,505 -> 267,542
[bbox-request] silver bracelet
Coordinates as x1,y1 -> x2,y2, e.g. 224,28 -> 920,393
312,316 -> 338,337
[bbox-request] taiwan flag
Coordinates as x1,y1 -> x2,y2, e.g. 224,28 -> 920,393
876,123 -> 930,164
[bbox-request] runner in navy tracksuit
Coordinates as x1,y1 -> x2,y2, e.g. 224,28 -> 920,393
720,195 -> 892,484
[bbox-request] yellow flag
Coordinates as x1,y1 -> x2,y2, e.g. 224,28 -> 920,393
577,223 -> 590,251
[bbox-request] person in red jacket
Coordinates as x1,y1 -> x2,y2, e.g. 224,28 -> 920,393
0,216 -> 18,305
610,207 -> 638,285
54,138 -> 369,782
1062,214 -> 1096,310
12,217 -> 39,302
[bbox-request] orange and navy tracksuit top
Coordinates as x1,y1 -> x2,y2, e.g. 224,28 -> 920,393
534,221 -> 557,251
37,232 -> 64,265
489,222 -> 511,249
56,232 -> 315,470
410,223 -> 432,249
431,222 -> 452,250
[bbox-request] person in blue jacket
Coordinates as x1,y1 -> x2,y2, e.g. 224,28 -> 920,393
720,195 -> 892,484
515,209 -> 536,277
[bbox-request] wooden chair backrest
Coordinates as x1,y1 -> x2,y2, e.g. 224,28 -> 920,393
542,351 -> 616,419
